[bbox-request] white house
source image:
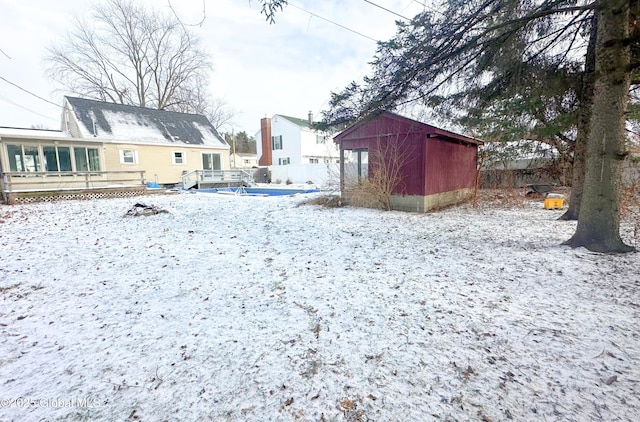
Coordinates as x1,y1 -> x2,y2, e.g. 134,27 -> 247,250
255,113 -> 339,167
230,152 -> 258,168
254,113 -> 339,186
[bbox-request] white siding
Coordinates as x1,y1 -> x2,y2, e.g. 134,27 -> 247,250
271,116 -> 302,165
256,114 -> 339,166
300,129 -> 339,163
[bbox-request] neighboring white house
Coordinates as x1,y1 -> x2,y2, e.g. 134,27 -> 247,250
255,113 -> 339,166
254,113 -> 339,186
230,152 -> 258,169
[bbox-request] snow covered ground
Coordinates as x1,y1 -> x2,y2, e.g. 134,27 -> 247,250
0,191 -> 638,421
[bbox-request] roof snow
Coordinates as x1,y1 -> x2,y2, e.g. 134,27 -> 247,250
65,96 -> 227,147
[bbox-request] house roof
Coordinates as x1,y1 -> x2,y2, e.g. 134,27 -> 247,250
277,115 -> 313,129
335,111 -> 483,146
0,127 -> 69,139
65,96 -> 228,147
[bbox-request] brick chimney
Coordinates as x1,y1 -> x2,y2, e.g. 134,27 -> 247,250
259,117 -> 272,166
308,111 -> 313,125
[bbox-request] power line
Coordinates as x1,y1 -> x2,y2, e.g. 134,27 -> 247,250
411,0 -> 445,16
288,3 -> 379,42
0,48 -> 11,59
167,0 -> 206,27
0,94 -> 59,122
0,75 -> 61,108
363,0 -> 410,20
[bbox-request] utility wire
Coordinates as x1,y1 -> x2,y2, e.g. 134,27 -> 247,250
0,48 -> 11,59
363,0 -> 410,20
0,94 -> 59,122
288,2 -> 378,42
411,0 -> 445,16
167,0 -> 206,27
0,75 -> 62,108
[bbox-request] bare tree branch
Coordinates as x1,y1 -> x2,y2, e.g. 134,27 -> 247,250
45,0 -> 215,115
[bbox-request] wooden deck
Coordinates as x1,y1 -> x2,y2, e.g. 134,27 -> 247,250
1,170 -> 146,204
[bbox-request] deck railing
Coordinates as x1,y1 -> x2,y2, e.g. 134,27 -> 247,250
1,170 -> 146,193
181,169 -> 254,189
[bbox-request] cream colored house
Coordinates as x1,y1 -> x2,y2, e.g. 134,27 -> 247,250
63,96 -> 230,185
231,152 -> 258,168
1,97 -> 232,203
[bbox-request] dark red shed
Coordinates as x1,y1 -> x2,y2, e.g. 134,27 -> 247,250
334,112 -> 483,212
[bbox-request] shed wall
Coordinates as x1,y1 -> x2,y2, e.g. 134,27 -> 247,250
338,117 -> 429,197
424,138 -> 478,195
336,112 -> 481,211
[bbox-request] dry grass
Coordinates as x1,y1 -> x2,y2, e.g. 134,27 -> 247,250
298,194 -> 343,208
345,179 -> 394,210
470,188 -> 533,209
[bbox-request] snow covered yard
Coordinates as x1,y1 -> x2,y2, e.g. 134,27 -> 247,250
0,192 -> 638,422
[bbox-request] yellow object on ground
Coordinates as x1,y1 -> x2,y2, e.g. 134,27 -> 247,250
544,197 -> 564,209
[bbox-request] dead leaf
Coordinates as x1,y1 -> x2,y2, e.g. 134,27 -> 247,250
340,399 -> 356,410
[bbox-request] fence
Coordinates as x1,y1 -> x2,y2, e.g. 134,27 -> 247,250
270,163 -> 339,188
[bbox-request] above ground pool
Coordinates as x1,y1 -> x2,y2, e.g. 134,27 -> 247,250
197,187 -> 320,196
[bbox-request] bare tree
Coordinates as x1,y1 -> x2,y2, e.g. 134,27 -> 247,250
46,0 -> 213,113
162,73 -> 236,131
205,97 -> 237,132
344,135 -> 413,211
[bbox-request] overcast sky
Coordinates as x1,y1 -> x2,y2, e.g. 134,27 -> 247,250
0,0 -> 430,135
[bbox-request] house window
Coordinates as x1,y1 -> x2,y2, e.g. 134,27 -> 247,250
23,146 -> 41,171
7,144 -> 26,171
6,144 -> 42,172
202,153 -> 222,170
316,134 -> 327,144
76,147 -> 101,171
43,146 -> 72,171
309,158 -> 319,164
279,157 -> 290,165
6,144 -> 99,172
272,135 -> 283,150
173,151 -> 186,165
119,149 -> 138,165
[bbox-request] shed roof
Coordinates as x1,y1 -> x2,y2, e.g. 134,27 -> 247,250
65,96 -> 227,147
335,111 -> 483,146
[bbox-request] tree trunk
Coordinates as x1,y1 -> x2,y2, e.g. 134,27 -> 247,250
559,16 -> 597,221
565,0 -> 634,253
